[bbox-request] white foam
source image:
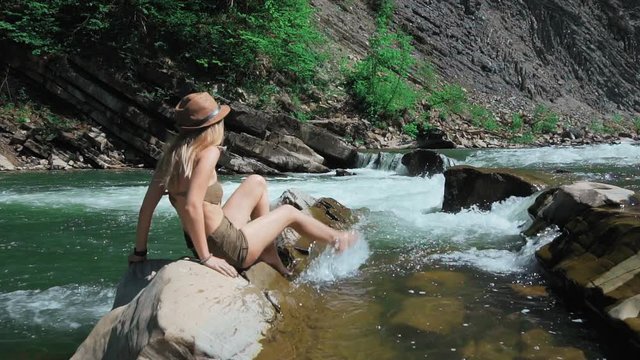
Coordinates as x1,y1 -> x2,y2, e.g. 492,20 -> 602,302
427,226 -> 560,274
462,142 -> 640,168
298,233 -> 370,284
0,284 -> 114,329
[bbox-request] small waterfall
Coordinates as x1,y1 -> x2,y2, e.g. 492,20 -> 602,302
356,152 -> 407,173
357,151 -> 458,174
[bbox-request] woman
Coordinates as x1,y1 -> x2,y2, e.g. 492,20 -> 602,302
129,92 -> 357,277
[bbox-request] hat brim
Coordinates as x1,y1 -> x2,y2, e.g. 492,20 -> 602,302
179,105 -> 231,130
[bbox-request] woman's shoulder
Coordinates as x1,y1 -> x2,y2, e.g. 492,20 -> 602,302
198,145 -> 223,160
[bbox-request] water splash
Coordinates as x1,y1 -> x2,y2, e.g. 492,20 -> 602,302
297,233 -> 370,285
426,226 -> 560,275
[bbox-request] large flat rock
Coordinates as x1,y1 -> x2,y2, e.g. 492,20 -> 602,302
72,260 -> 277,360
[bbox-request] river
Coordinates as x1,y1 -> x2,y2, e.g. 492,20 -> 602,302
1,142 -> 639,359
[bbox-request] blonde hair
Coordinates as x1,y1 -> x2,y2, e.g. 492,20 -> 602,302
157,122 -> 224,188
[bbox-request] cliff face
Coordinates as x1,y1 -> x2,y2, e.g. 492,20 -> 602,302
313,0 -> 640,118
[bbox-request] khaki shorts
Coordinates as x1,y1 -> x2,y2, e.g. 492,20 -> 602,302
184,216 -> 249,269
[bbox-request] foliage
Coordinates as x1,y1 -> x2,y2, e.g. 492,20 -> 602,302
532,105 -> 559,134
469,105 -> 499,131
589,119 -> 608,134
0,1 -> 112,55
427,84 -> 466,118
417,60 -> 437,92
511,131 -> 534,144
510,113 -> 524,132
1,100 -> 77,139
346,0 -> 420,121
0,0 -> 326,88
634,116 -> 640,133
402,121 -> 419,138
611,113 -> 624,124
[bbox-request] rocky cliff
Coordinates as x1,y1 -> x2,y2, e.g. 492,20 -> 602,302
313,0 -> 640,118
1,1 -> 639,170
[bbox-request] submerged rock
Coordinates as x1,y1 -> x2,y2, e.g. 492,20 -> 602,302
442,166 -> 548,212
391,296 -> 464,334
405,270 -> 467,296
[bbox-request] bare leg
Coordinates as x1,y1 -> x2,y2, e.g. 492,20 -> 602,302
241,205 -> 356,269
223,174 -> 269,226
223,175 -> 291,275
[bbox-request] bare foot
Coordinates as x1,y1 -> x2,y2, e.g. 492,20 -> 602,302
334,231 -> 359,252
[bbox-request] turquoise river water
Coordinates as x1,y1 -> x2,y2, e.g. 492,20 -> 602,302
1,142 -> 639,359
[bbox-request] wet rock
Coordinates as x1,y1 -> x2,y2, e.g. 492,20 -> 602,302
520,329 -> 586,360
401,149 -> 445,177
532,182 -> 640,352
273,189 -> 356,267
405,271 -> 467,296
510,284 -> 549,298
335,168 -> 355,176
528,181 -> 638,228
391,297 -> 464,334
442,166 -> 548,212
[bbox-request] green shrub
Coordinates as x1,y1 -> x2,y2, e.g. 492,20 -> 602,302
347,0 -> 419,120
612,113 -> 624,124
0,1 -> 326,89
532,105 -> 559,134
417,60 -> 437,92
469,105 -> 499,131
402,121 -> 419,139
511,131 -> 534,144
634,116 -> 640,133
589,119 -> 606,134
510,113 -> 523,132
427,84 -> 466,116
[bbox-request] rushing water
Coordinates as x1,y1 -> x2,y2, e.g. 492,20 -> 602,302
1,142 -> 639,359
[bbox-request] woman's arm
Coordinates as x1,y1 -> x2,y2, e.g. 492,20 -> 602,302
130,170 -> 165,263
181,146 -> 238,277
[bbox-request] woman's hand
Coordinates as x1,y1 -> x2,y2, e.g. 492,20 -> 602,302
128,253 -> 147,265
202,256 -> 238,277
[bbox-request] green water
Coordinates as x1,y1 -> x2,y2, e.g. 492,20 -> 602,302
1,143 -> 639,359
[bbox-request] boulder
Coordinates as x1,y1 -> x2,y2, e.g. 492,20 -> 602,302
442,166 -> 548,212
0,153 -> 16,170
225,102 -> 270,138
225,132 -> 329,173
273,189 -> 358,266
226,103 -> 358,168
532,182 -> 640,352
528,181 -> 638,228
49,154 -> 71,170
218,151 -> 281,175
401,149 -> 445,177
416,127 -> 456,149
72,260 -> 277,360
265,132 -> 325,165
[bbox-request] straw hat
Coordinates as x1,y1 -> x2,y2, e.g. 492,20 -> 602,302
174,92 -> 231,131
